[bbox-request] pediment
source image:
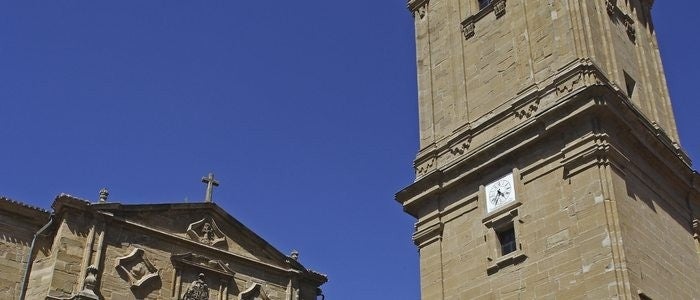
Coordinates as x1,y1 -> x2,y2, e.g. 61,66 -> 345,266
171,252 -> 234,277
91,202 -> 295,271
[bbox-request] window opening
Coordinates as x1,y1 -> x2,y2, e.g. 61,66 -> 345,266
478,0 -> 491,10
496,224 -> 516,255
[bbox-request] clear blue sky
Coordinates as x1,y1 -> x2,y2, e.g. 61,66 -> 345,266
0,1 -> 697,299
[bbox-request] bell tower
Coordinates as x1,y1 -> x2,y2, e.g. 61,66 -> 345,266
397,0 -> 700,299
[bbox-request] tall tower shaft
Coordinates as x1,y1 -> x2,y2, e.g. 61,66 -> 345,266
397,0 -> 700,299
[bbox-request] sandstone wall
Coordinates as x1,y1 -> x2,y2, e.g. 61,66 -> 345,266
0,199 -> 49,300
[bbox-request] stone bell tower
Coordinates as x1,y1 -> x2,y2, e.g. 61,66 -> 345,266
396,0 -> 700,299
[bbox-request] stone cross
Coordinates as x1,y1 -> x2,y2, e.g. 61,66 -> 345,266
201,173 -> 219,203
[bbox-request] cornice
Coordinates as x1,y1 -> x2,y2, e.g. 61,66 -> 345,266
98,210 -> 302,277
0,196 -> 50,222
412,222 -> 442,247
407,0 -> 429,13
398,63 -> 696,217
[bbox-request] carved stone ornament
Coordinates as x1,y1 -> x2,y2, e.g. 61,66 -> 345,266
114,248 -> 160,289
414,156 -> 436,178
182,273 -> 209,300
171,252 -> 235,277
239,283 -> 270,300
493,0 -> 506,18
461,19 -> 475,40
187,218 -> 227,248
605,0 -> 617,15
693,218 -> 699,239
69,265 -> 100,300
408,0 -> 429,20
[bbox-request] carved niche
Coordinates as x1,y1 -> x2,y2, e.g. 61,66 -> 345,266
187,218 -> 227,248
114,248 -> 161,289
171,253 -> 235,300
182,273 -> 209,300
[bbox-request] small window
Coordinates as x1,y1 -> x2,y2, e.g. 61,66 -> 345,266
624,71 -> 636,99
496,224 -> 516,255
478,0 -> 491,10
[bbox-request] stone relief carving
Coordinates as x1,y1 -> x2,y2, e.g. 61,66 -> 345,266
604,0 -> 635,42
514,99 -> 540,120
171,252 -> 234,277
239,283 -> 270,300
605,0 -> 617,15
182,273 -> 209,300
461,19 -> 475,40
556,73 -> 583,96
449,140 -> 471,157
68,265 -> 100,299
82,265 -> 99,294
415,156 -> 436,177
115,248 -> 160,289
409,0 -> 429,20
493,0 -> 506,18
187,218 -> 227,248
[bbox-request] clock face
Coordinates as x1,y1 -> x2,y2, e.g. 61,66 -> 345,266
486,173 -> 516,213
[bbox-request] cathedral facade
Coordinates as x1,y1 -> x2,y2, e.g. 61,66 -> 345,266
397,0 -> 700,299
1,176 -> 326,300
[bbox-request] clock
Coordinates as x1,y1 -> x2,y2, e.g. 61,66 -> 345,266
485,173 -> 516,213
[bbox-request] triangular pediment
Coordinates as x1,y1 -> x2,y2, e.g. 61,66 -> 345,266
89,202 -> 296,271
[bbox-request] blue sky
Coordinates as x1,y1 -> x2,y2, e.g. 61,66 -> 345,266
0,1 -> 697,299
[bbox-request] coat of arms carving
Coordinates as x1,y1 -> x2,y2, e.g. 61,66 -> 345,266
187,218 -> 227,247
114,248 -> 161,289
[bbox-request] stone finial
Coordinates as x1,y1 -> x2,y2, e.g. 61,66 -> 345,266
76,265 -> 100,299
290,250 -> 299,261
99,188 -> 109,203
201,173 -> 219,203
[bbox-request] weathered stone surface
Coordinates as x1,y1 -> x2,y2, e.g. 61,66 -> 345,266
0,197 -> 50,300
399,0 -> 700,299
3,193 -> 327,300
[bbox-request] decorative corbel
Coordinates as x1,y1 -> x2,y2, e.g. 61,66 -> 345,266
461,18 -> 475,40
408,0 -> 430,20
493,0 -> 507,18
606,0 -> 617,15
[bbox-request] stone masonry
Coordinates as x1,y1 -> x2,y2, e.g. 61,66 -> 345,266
398,0 -> 700,299
2,185 -> 326,300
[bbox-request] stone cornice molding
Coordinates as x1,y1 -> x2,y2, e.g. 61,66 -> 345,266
407,0 -> 429,19
412,222 -> 443,247
411,59 -> 608,181
171,252 -> 235,277
398,62 -> 696,217
100,210 -> 300,276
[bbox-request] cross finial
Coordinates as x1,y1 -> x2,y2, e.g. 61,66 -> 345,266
201,172 -> 219,203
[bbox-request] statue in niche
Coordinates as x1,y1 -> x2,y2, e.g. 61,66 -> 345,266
187,218 -> 226,247
182,273 -> 209,300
